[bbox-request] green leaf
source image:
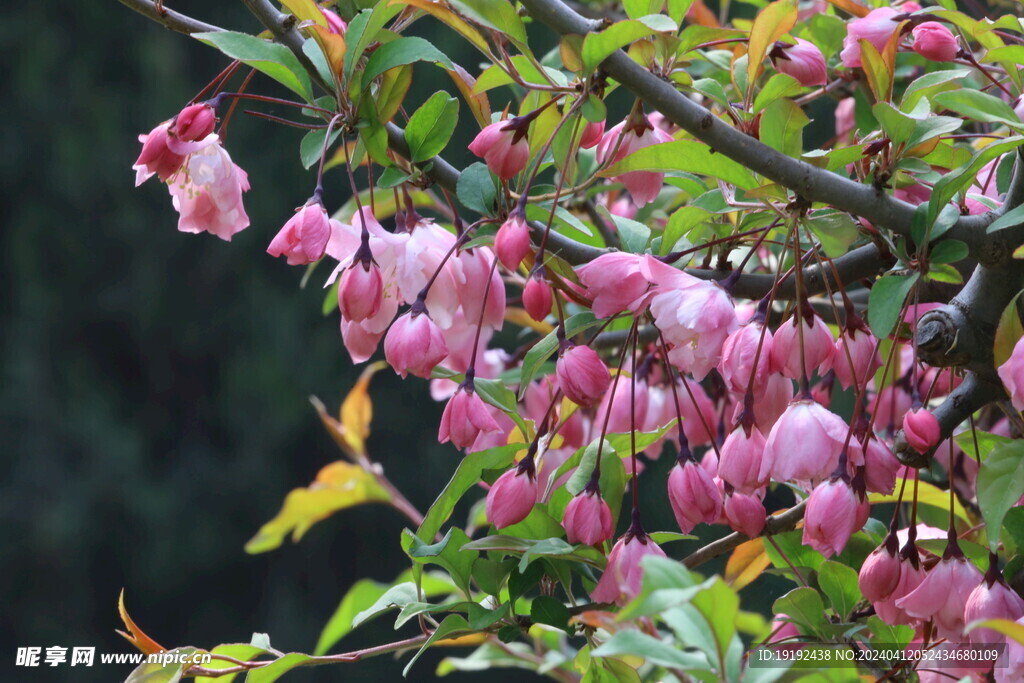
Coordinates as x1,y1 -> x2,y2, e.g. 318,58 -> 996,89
593,630 -> 712,669
350,582 -> 419,629
361,37 -> 453,90
761,98 -> 808,157
995,291 -> 1024,367
456,162 -> 498,216
868,272 -> 919,339
753,73 -> 802,114
517,312 -> 600,398
691,577 -> 739,667
746,0 -> 798,91
934,89 -> 1021,127
404,527 -> 477,597
195,645 -> 266,683
929,239 -> 969,265
976,440 -> 1024,552
661,206 -> 710,254
244,653 -> 312,683
343,5 -> 403,82
405,91 -> 459,162
804,211 -> 858,258
582,20 -> 659,72
901,68 -> 972,112
929,137 -> 1024,224
450,0 -> 528,46
403,614 -> 472,676
872,102 -> 916,147
773,587 -> 826,637
817,561 -> 860,618
417,444 -> 519,542
194,32 -> 312,100
530,595 -> 572,632
600,140 -> 759,190
377,166 -> 411,189
315,579 -> 389,654
605,213 -> 652,253
867,616 -> 914,648
124,648 -> 196,683
300,127 -> 342,170
618,556 -> 710,620
987,204 -> 1024,234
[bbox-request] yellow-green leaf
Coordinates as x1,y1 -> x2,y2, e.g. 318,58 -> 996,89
746,0 -> 798,94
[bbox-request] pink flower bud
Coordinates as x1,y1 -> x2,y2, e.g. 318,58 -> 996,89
668,459 -> 723,534
494,213 -> 531,271
718,426 -> 768,494
767,615 -> 803,653
438,384 -> 502,449
596,117 -> 674,207
771,39 -> 827,87
859,542 -> 902,602
835,97 -> 855,140
562,488 -> 614,545
897,553 -> 982,640
486,465 -> 538,529
859,437 -> 901,495
903,408 -> 940,454
803,478 -> 864,558
579,119 -> 605,149
468,120 -> 530,180
724,490 -> 766,537
338,261 -> 383,322
998,335 -> 1024,411
964,574 -> 1024,644
522,273 -> 552,322
590,529 -> 667,605
133,122 -> 187,185
770,311 -> 834,379
321,8 -> 347,34
268,202 -> 333,266
719,322 -> 773,397
840,7 -> 901,68
912,22 -> 959,62
874,554 -> 926,626
383,307 -> 448,378
556,344 -> 611,407
577,252 -> 652,319
174,103 -> 217,142
762,399 -> 849,483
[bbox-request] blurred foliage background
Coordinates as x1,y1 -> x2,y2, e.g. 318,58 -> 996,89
0,2 -> 789,680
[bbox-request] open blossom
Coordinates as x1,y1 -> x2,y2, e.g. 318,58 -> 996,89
556,344 -> 611,407
770,310 -> 834,379
134,122 -> 189,185
486,464 -> 538,528
719,321 -> 772,397
897,551 -> 983,640
168,142 -> 250,240
469,120 -> 529,180
840,7 -> 902,68
134,105 -> 220,186
268,201 -> 333,265
998,336 -> 1024,410
770,39 -> 827,86
383,305 -> 448,378
577,252 -> 652,319
803,478 -> 866,557
964,569 -> 1024,644
590,527 -> 667,605
563,487 -> 614,545
875,554 -> 926,626
912,21 -> 958,62
668,458 -> 723,533
596,116 -> 674,207
438,384 -> 501,449
762,399 -> 850,483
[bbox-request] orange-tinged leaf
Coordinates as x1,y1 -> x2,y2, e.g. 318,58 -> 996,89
859,39 -> 889,103
117,591 -> 166,656
445,63 -> 492,129
310,25 -> 347,78
505,306 -> 554,334
725,538 -> 771,590
825,0 -> 870,17
686,0 -> 721,27
434,633 -> 488,647
746,0 -> 798,92
245,461 -> 391,553
340,361 -> 387,455
388,0 -> 489,53
281,0 -> 328,26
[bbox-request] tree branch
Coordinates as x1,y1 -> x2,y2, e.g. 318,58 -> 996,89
683,501 -> 807,569
117,0 -> 223,34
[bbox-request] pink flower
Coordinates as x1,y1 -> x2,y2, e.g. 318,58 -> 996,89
168,142 -> 250,240
718,426 -> 768,494
912,22 -> 959,62
897,552 -> 983,640
596,117 -> 674,207
668,459 -> 723,533
579,119 -> 605,149
835,97 -> 856,139
875,554 -> 926,626
338,260 -> 384,322
562,487 -> 614,545
341,318 -> 387,364
770,311 -> 834,379
840,7 -> 902,68
556,344 -> 611,407
578,253 -> 652,319
719,321 -> 772,397
321,7 -> 347,34
494,212 -> 531,271
858,436 -> 901,495
996,617 -> 1024,683
522,272 -> 552,322
268,201 -> 333,265
724,490 -> 766,537
903,407 -> 940,454
821,326 -> 880,391
486,464 -> 538,529
134,123 -> 186,185
174,103 -> 217,142
438,384 -> 502,449
469,120 -> 530,180
771,39 -> 827,86
590,528 -> 667,605
597,376 -> 650,436
383,305 -> 448,378
869,384 -> 913,431
859,540 -> 902,603
998,336 -> 1024,411
455,247 -> 505,332
803,478 -> 865,558
762,399 -> 850,483
964,573 -> 1024,644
